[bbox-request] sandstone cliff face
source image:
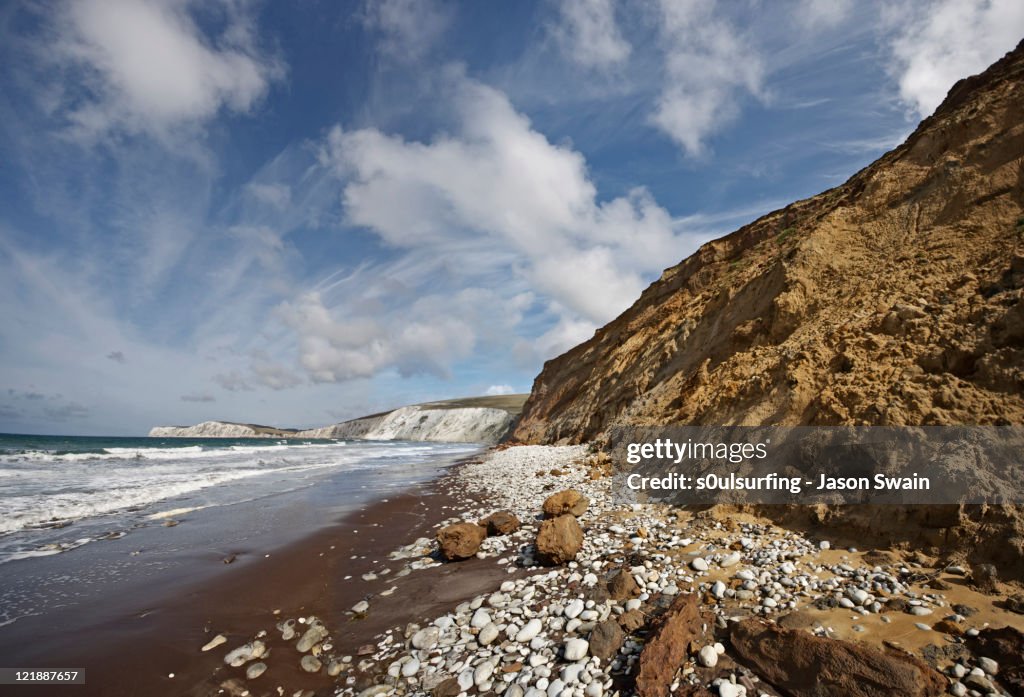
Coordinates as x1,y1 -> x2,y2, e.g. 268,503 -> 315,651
513,41 -> 1024,445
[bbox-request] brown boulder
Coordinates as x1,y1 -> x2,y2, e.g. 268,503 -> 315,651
635,594 -> 711,697
970,563 -> 999,593
436,523 -> 486,560
618,609 -> 645,631
478,510 -> 520,536
535,514 -> 583,565
542,489 -> 589,518
729,618 -> 946,697
607,568 -> 641,600
589,620 -> 625,660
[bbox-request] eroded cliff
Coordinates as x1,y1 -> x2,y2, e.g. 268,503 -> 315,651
513,40 -> 1024,445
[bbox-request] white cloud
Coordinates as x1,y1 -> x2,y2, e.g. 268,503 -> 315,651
886,0 -> 1024,118
246,182 -> 292,210
278,290 -> 480,383
323,72 -> 680,325
553,0 -> 631,69
362,0 -> 451,62
650,0 -> 764,157
485,384 -> 516,396
795,0 -> 852,29
49,0 -> 284,138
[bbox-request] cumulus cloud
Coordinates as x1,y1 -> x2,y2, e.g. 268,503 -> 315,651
322,72 -> 680,326
886,0 -> 1024,118
485,384 -> 516,396
650,0 -> 764,156
180,392 -> 216,402
46,0 -> 284,138
287,71 -> 705,385
278,290 -> 481,383
553,0 -> 631,69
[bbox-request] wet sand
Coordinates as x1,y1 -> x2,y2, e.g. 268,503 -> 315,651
0,462 -> 522,697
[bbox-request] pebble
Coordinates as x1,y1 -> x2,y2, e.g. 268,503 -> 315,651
691,558 -> 710,572
479,623 -> 500,645
563,638 -> 589,661
720,552 -> 741,568
516,619 -> 543,643
201,634 -> 226,652
474,661 -> 496,686
565,599 -> 585,619
300,655 -> 322,673
698,645 -> 719,668
352,600 -> 369,614
411,626 -> 440,650
471,608 -> 492,628
245,662 -> 267,679
977,657 -> 998,675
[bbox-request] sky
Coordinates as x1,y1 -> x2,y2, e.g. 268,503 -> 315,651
1,0 -> 1022,436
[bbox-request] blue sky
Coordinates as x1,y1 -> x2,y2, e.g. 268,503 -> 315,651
1,0 -> 1022,436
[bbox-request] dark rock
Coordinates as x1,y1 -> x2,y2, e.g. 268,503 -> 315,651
885,598 -> 909,613
635,594 -> 711,697
436,522 -> 487,560
478,510 -> 521,536
535,515 -> 583,565
542,489 -> 589,517
970,563 -> 999,593
952,603 -> 978,617
729,618 -> 947,697
589,620 -> 625,660
1004,594 -> 1024,615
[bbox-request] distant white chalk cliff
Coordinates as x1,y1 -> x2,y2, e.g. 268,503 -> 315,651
148,396 -> 526,444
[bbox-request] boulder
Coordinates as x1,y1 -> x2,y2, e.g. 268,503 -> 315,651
535,514 -> 583,565
437,523 -> 487,560
729,618 -> 946,696
635,594 -> 711,697
478,510 -> 521,536
589,620 -> 625,660
542,489 -> 590,518
970,563 -> 1000,593
607,568 -> 642,600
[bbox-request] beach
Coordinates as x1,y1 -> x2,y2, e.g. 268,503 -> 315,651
3,443 -> 1020,696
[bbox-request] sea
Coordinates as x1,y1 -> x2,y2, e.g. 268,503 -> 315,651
0,432 -> 481,629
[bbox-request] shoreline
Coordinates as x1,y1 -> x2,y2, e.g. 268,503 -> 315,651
3,445 -> 1024,697
0,451 -> 499,697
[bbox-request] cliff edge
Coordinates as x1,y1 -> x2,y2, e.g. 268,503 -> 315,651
513,40 -> 1024,445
